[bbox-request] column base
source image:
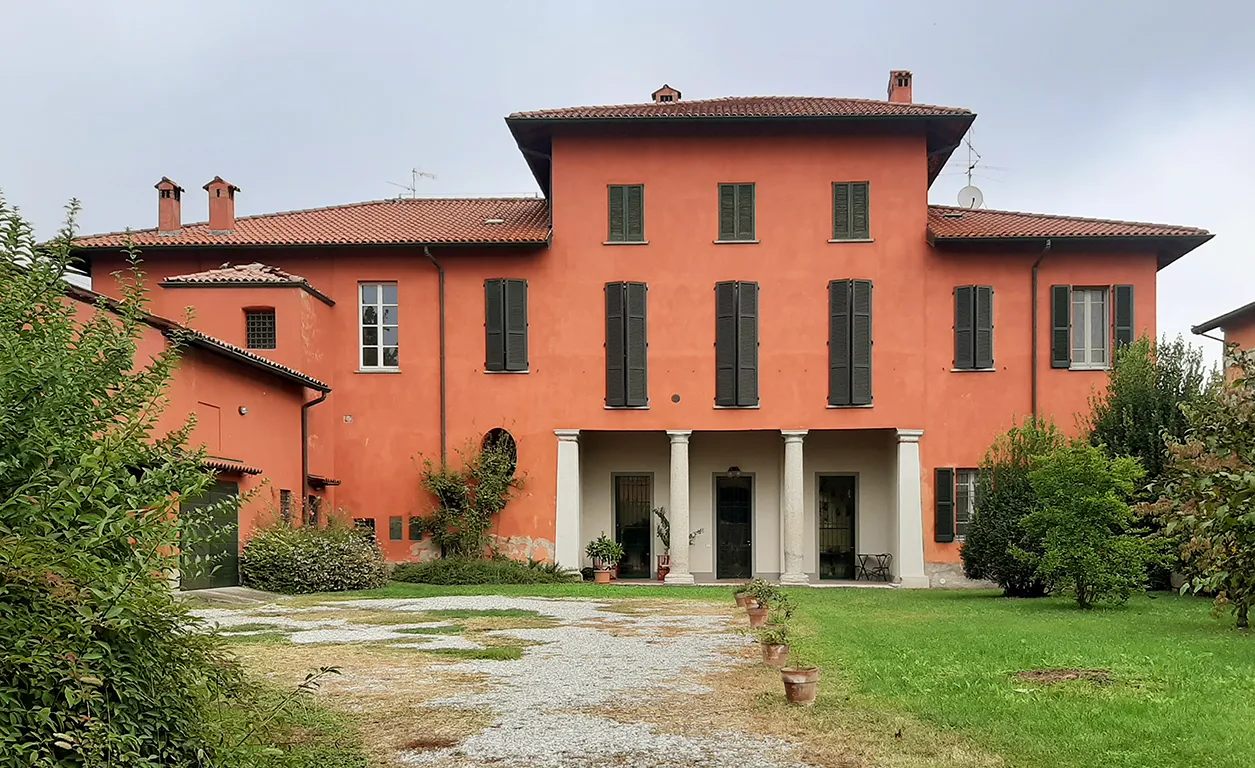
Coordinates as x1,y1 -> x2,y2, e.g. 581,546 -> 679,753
779,572 -> 810,586
896,574 -> 930,589
664,571 -> 696,585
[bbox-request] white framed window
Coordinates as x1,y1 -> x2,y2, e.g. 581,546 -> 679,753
359,283 -> 398,369
1071,287 -> 1108,369
955,469 -> 978,541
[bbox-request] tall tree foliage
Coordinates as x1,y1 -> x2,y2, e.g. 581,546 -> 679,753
1146,346 -> 1255,629
0,196 -> 240,765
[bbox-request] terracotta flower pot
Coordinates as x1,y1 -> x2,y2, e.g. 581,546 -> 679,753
747,605 -> 769,628
594,569 -> 612,584
734,592 -> 750,608
781,667 -> 820,706
761,643 -> 790,668
657,566 -> 670,582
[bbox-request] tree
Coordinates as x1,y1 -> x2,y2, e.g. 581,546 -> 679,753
1019,443 -> 1150,608
418,435 -> 524,558
961,417 -> 1066,597
0,197 -> 242,764
1146,345 -> 1255,629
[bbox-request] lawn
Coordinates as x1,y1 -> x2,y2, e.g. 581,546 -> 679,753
307,582 -> 1255,768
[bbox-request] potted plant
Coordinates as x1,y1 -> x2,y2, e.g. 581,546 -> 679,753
585,532 -> 624,584
744,578 -> 781,627
755,597 -> 794,668
653,507 -> 703,582
781,651 -> 820,706
733,582 -> 753,608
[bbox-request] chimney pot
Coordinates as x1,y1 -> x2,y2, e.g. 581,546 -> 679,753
650,84 -> 681,104
887,70 -> 913,104
202,176 -> 240,234
155,177 -> 184,234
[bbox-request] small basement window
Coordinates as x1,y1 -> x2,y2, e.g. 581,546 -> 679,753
245,308 -> 276,350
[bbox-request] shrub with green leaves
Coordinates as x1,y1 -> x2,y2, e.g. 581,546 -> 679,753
961,417 -> 1066,597
417,436 -> 523,557
1019,442 -> 1151,608
391,556 -> 578,585
240,515 -> 388,594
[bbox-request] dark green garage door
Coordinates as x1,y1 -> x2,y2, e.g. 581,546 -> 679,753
180,480 -> 240,590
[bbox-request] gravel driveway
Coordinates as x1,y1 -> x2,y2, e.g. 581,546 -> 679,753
198,595 -> 814,768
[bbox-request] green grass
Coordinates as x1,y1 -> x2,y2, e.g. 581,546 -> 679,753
422,646 -> 523,661
306,581 -> 1253,767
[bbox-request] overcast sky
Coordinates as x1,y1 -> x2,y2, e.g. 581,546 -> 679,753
3,1 -> 1252,361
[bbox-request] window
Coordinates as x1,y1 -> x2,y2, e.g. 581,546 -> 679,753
408,516 -> 423,541
717,183 -> 755,242
389,515 -> 403,541
485,279 -> 528,371
1071,288 -> 1108,369
245,309 -> 276,350
1051,285 -> 1134,370
954,286 -> 994,370
832,182 -> 870,241
305,495 -> 321,527
482,428 -> 518,476
359,283 -> 398,369
279,489 -> 293,525
828,279 -> 873,406
955,469 -> 978,540
658,94 -> 673,103
353,518 -> 376,540
714,281 -> 759,407
607,185 -> 645,242
605,282 -> 648,407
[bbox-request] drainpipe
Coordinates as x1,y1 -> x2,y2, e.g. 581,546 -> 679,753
424,246 -> 448,467
1030,239 -> 1052,421
301,389 -> 329,498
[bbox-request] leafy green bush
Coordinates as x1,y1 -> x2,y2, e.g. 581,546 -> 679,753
391,557 -> 578,585
417,436 -> 523,557
961,418 -> 1066,597
240,516 -> 388,594
1020,443 -> 1151,608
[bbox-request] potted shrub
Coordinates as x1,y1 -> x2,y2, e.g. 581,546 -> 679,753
781,652 -> 820,706
733,582 -> 753,608
745,578 -> 780,627
755,598 -> 794,668
653,507 -> 703,582
585,532 -> 624,584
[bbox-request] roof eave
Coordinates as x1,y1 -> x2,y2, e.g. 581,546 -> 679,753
1192,301 -> 1255,336
159,279 -> 337,307
929,232 -> 1212,271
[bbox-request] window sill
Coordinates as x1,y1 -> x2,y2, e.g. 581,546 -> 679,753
356,368 -> 402,374
826,404 -> 874,409
713,239 -> 760,245
714,404 -> 760,409
950,367 -> 997,373
484,369 -> 530,374
1069,365 -> 1110,372
603,240 -> 649,246
827,238 -> 875,244
604,405 -> 650,410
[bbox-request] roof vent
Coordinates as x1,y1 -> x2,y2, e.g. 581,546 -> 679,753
942,212 -> 965,219
651,84 -> 681,104
484,217 -> 505,225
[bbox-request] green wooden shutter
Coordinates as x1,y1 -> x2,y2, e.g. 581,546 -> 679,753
828,280 -> 851,406
850,279 -> 873,405
851,182 -> 870,239
934,468 -> 956,543
608,185 -> 626,242
833,183 -> 851,240
714,281 -> 737,406
485,279 -> 505,371
605,283 -> 626,407
625,282 -> 648,407
736,184 -> 755,240
504,279 -> 528,371
1113,284 -> 1134,349
737,282 -> 759,406
1050,285 -> 1071,368
408,516 -> 422,541
625,185 -> 644,242
975,285 -> 994,369
389,515 -> 403,541
954,285 -> 974,370
718,185 -> 736,240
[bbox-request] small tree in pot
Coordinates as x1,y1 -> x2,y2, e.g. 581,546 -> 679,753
653,506 -> 703,582
585,532 -> 625,584
745,578 -> 781,628
755,596 -> 794,667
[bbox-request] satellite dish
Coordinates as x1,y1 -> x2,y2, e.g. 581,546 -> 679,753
958,185 -> 984,210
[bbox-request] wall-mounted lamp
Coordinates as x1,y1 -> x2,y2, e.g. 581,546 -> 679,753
727,466 -> 742,477
238,406 -> 248,416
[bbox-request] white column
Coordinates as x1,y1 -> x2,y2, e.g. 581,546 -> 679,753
554,430 -> 582,569
780,430 -> 809,585
665,430 -> 695,584
895,429 -> 929,588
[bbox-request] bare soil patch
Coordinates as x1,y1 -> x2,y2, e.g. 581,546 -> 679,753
1015,668 -> 1111,685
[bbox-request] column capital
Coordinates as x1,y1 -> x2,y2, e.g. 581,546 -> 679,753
781,429 -> 808,443
896,428 -> 924,444
666,430 -> 693,443
554,429 -> 581,443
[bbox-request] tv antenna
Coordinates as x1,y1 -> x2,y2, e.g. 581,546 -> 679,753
957,131 -> 984,209
387,168 -> 438,199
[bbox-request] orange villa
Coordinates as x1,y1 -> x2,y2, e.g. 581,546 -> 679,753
69,71 -> 1212,588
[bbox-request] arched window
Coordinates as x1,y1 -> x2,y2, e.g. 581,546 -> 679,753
482,428 -> 517,476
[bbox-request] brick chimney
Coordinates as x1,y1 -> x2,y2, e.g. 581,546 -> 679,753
887,70 -> 913,103
651,84 -> 681,104
203,176 -> 240,234
155,177 -> 184,234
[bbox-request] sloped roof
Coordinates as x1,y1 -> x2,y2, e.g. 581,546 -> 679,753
160,262 -> 334,305
71,197 -> 551,249
508,95 -> 973,121
1192,301 -> 1255,335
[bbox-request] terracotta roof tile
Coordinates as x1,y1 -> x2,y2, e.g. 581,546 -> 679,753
927,205 -> 1211,239
202,457 -> 263,476
72,197 -> 551,249
508,95 -> 972,120
164,262 -> 308,284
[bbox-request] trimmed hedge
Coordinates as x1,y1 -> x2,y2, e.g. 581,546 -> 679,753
240,521 -> 389,594
391,557 -> 578,585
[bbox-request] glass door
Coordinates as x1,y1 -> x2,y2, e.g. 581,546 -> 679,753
818,475 -> 856,580
716,476 -> 753,580
614,475 -> 652,579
